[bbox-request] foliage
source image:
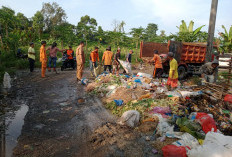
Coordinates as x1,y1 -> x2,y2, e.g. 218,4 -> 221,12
144,23 -> 158,41
219,25 -> 232,53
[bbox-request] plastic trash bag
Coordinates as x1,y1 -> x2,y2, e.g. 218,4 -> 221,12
172,133 -> 200,149
114,99 -> 123,106
195,112 -> 217,133
94,64 -> 104,77
150,107 -> 171,115
224,94 -> 232,104
137,72 -> 152,78
162,145 -> 188,157
118,59 -> 132,74
188,132 -> 232,157
118,110 -> 140,128
134,79 -> 142,84
155,114 -> 174,136
3,72 -> 11,89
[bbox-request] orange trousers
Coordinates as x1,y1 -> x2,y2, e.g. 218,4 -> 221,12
76,64 -> 84,80
167,77 -> 178,88
41,61 -> 47,78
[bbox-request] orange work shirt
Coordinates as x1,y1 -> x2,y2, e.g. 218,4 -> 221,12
102,50 -> 113,65
67,49 -> 74,59
40,45 -> 47,62
153,54 -> 163,69
90,51 -> 97,62
95,52 -> 100,62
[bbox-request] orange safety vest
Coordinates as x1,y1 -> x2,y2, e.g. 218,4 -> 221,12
67,49 -> 74,59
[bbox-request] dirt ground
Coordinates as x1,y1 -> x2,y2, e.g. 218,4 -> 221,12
0,67 -> 162,157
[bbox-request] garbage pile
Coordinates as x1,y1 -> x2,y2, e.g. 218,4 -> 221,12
86,72 -> 232,156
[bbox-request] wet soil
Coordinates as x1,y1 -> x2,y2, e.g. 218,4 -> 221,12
1,69 -> 160,157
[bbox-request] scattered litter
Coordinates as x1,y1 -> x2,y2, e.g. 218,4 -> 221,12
43,110 -> 50,114
118,110 -> 140,128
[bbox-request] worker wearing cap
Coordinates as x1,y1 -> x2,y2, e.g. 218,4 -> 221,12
200,60 -> 219,83
167,52 -> 178,89
149,50 -> 163,79
112,48 -> 121,75
76,41 -> 85,81
102,46 -> 113,73
40,41 -> 47,78
89,46 -> 99,76
28,42 -> 35,73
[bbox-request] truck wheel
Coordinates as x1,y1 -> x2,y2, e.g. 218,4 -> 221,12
178,66 -> 186,80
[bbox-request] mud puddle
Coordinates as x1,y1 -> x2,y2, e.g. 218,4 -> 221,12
0,104 -> 28,157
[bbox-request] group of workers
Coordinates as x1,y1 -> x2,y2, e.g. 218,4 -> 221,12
28,41 -> 219,88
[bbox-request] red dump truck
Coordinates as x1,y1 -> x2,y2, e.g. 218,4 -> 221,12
140,40 -> 218,79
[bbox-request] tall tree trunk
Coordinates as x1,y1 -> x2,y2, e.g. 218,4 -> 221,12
61,40 -> 64,49
0,35 -> 4,50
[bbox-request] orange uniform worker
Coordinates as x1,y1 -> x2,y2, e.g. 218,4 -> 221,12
150,50 -> 163,79
102,46 -> 113,73
40,41 -> 47,78
76,41 -> 85,81
89,46 -> 99,76
167,52 -> 178,89
66,46 -> 75,68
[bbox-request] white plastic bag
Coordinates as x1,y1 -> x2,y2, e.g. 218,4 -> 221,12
3,72 -> 11,89
188,132 -> 232,157
118,59 -> 132,74
118,110 -> 140,128
155,114 -> 174,136
172,133 -> 200,149
137,72 -> 152,78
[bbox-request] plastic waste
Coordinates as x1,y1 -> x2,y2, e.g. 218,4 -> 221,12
134,79 -> 142,84
196,112 -> 217,133
155,114 -> 174,136
172,133 -> 200,149
3,72 -> 11,89
81,78 -> 88,85
118,110 -> 140,128
137,72 -> 152,78
224,94 -> 232,104
188,132 -> 232,157
118,59 -> 132,74
149,107 -> 171,115
165,91 -> 182,97
162,145 -> 188,157
114,99 -> 123,106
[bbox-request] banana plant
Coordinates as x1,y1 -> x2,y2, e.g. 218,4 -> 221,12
177,20 -> 205,35
219,25 -> 232,53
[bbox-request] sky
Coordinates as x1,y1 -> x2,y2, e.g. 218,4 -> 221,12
1,0 -> 231,35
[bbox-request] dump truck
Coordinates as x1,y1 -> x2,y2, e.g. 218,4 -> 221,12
140,40 -> 218,79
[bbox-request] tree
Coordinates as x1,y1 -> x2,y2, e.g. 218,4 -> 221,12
77,15 -> 97,52
41,2 -> 67,36
130,27 -> 145,61
144,23 -> 158,41
219,25 -> 232,53
32,11 -> 44,39
171,20 -> 207,42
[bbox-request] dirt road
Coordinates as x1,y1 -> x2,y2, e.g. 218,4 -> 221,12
0,69 -> 159,157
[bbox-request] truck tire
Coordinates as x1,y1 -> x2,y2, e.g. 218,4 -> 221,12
178,66 -> 186,80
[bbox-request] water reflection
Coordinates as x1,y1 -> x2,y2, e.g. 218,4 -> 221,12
0,104 -> 28,157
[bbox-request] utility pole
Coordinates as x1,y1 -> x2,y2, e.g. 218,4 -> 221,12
206,0 -> 218,62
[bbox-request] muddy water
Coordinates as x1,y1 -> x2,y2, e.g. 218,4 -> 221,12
5,104 -> 28,157
0,104 -> 28,157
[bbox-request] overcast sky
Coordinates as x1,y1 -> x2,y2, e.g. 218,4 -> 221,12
1,0 -> 231,35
